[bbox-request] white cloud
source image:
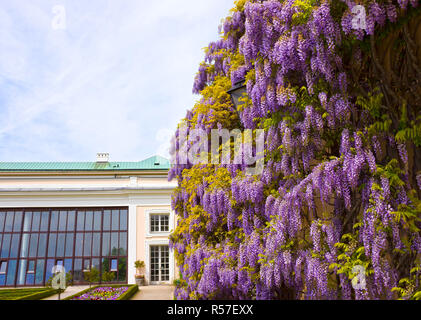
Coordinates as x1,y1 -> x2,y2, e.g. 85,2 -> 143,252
0,0 -> 234,161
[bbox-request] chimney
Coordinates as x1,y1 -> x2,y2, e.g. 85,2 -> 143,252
96,152 -> 109,163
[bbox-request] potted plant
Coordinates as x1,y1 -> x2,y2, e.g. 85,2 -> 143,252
134,260 -> 146,286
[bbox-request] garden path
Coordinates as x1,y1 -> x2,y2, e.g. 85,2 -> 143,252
43,285 -> 90,300
130,285 -> 174,300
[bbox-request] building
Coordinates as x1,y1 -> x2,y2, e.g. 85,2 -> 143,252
0,154 -> 177,287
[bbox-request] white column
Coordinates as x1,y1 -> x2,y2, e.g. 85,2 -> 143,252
127,204 -> 137,284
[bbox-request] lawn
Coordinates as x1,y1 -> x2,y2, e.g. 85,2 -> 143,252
0,287 -> 58,300
64,284 -> 138,300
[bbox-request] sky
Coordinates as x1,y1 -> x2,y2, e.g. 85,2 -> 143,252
0,0 -> 234,162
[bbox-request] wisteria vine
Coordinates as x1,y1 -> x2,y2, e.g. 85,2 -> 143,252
169,0 -> 421,300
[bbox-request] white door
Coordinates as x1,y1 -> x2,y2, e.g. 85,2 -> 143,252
150,245 -> 169,284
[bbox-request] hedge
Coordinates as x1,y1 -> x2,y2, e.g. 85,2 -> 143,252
63,284 -> 138,300
0,288 -> 58,300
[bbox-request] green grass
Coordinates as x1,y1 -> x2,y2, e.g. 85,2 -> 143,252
0,287 -> 58,300
63,284 -> 138,300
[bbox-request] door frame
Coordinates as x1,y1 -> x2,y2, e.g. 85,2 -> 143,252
144,239 -> 173,285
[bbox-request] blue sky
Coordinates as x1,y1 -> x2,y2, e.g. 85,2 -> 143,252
0,0 -> 234,162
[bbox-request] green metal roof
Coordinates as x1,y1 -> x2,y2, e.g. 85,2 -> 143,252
0,155 -> 170,172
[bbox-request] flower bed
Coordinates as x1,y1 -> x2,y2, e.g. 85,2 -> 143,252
65,284 -> 138,300
71,286 -> 128,300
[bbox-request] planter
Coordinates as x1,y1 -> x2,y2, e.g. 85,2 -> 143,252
135,277 -> 145,286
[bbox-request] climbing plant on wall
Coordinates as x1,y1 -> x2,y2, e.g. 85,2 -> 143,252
169,0 -> 421,300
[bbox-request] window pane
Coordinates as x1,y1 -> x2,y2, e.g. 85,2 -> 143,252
103,210 -> 111,231
111,210 -> 119,231
9,234 -> 20,258
17,260 -> 27,285
102,233 -> 110,256
56,233 -> 65,257
110,233 -> 118,256
85,211 -> 93,231
92,258 -> 100,271
50,211 -> 59,231
120,210 -> 127,230
28,260 -> 35,272
13,212 -> 23,232
47,233 -> 57,257
84,233 -> 92,257
0,261 -> 7,273
58,211 -> 67,231
35,260 -> 45,284
31,212 -> 41,232
37,234 -> 47,257
6,260 -> 17,285
20,233 -> 29,258
83,259 -> 91,270
92,233 -> 100,257
65,233 -> 74,257
76,211 -> 85,231
23,212 -> 32,232
4,211 -> 14,232
1,234 -> 11,258
110,259 -> 117,271
92,211 -> 101,231
67,211 -> 75,231
40,211 -> 49,232
45,259 -> 55,283
119,232 -> 127,255
75,233 -> 83,256
0,211 -> 5,232
64,258 -> 72,273
29,234 -> 39,257
102,258 -> 110,272
117,257 -> 127,281
73,259 -> 82,281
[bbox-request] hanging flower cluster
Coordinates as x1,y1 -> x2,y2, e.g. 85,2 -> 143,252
170,0 -> 421,300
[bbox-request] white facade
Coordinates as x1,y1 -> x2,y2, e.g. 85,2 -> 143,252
0,160 -> 177,286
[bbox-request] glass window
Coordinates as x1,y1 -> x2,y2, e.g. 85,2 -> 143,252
110,259 -> 117,271
102,233 -> 110,256
103,210 -> 111,231
75,233 -> 83,256
67,211 -> 75,231
92,233 -> 100,257
119,210 -> 127,230
20,234 -> 29,258
73,259 -> 83,281
40,211 -> 49,231
48,233 -> 57,257
9,234 -> 20,258
58,211 -> 67,231
13,212 -> 23,232
50,211 -> 59,231
31,212 -> 41,232
0,261 -> 7,274
37,234 -> 47,257
117,257 -> 126,281
150,214 -> 169,233
65,233 -> 74,257
111,210 -> 119,231
27,260 -> 35,273
45,259 -> 55,284
84,233 -> 92,257
56,259 -> 63,266
85,211 -> 93,231
17,260 -> 27,285
76,211 -> 85,231
35,260 -> 44,285
29,234 -> 39,258
93,211 -> 101,231
83,259 -> 91,271
6,260 -> 17,285
119,232 -> 127,255
110,233 -> 118,256
4,212 -> 14,232
56,233 -> 65,257
1,234 -> 11,258
23,212 -> 32,232
64,259 -> 72,273
0,212 -> 5,232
